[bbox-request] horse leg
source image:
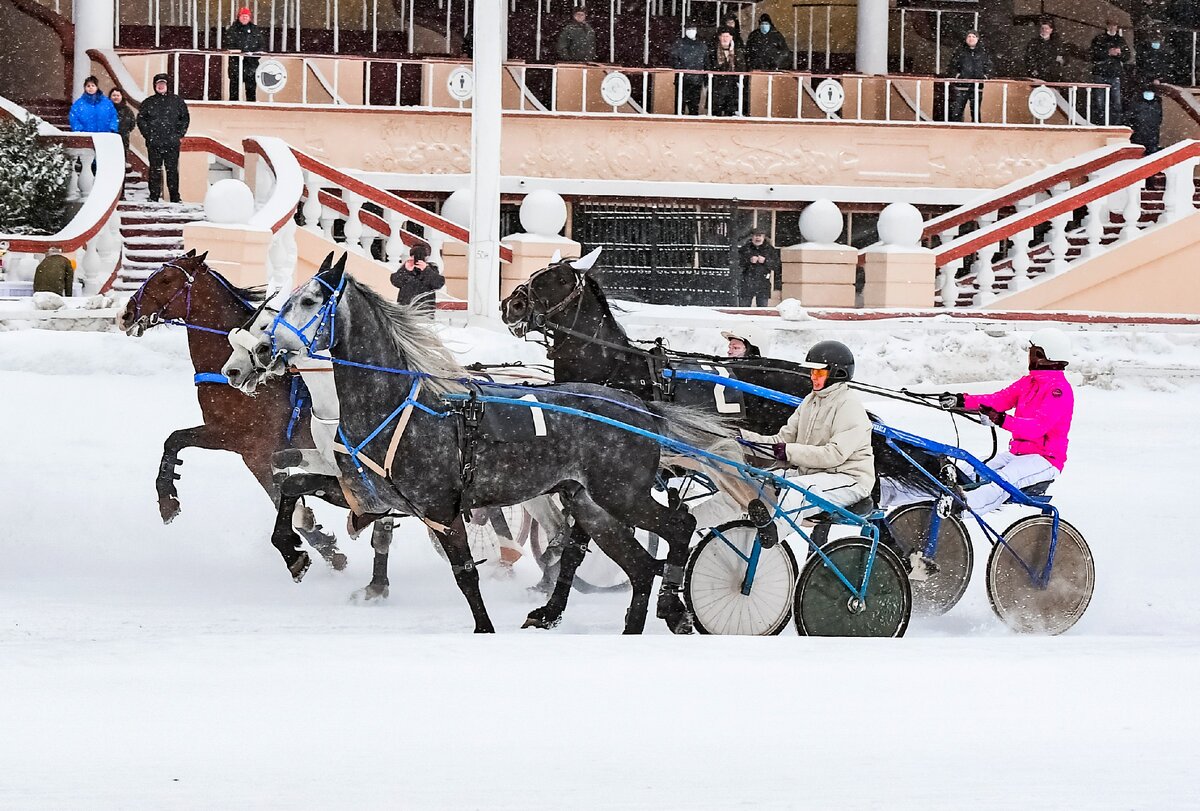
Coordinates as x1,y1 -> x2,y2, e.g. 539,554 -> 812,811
432,516 -> 496,634
563,492 -> 657,635
522,523 -> 590,630
156,424 -> 230,523
351,516 -> 395,602
640,496 -> 699,635
251,452 -> 348,573
268,473 -> 342,582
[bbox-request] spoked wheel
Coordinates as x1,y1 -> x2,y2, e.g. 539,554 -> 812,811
986,515 -> 1094,635
431,506 -> 532,566
885,503 -> 973,617
794,537 -> 911,637
684,521 -> 797,636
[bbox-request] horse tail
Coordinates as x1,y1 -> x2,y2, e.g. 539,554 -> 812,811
646,402 -> 756,504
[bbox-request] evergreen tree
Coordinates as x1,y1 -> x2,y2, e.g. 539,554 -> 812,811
0,117 -> 72,235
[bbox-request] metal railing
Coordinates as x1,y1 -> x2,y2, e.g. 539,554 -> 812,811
117,49 -> 1116,128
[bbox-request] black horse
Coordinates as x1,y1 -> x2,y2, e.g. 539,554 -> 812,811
499,251 -> 943,562
268,258 -> 744,633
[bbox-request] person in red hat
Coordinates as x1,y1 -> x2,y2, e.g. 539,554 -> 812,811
225,7 -> 265,102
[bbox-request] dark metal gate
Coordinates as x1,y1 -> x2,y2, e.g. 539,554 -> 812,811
572,203 -> 735,306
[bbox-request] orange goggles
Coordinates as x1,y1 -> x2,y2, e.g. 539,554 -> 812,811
809,368 -> 830,387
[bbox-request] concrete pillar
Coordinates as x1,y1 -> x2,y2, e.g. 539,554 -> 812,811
73,0 -> 115,95
860,248 -> 936,308
467,0 -> 502,322
780,244 -> 858,307
178,151 -> 210,204
183,223 -> 273,289
501,234 -> 581,300
855,0 -> 888,76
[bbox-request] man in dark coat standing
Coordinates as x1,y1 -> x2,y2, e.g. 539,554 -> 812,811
225,7 -> 265,101
1025,19 -> 1065,83
670,22 -> 708,115
709,30 -> 744,116
746,14 -> 789,71
556,6 -> 597,63
1129,85 -> 1163,154
1090,19 -> 1130,125
735,227 -> 780,307
949,31 -> 994,122
390,244 -> 444,312
136,74 -> 190,203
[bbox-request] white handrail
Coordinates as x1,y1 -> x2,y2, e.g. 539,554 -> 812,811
246,135 -> 304,232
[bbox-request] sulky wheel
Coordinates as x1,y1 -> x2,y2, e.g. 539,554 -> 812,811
885,503 -> 973,617
684,521 -> 798,636
986,515 -> 1095,635
794,536 -> 911,637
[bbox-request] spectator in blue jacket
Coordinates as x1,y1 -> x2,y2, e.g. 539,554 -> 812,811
69,76 -> 118,135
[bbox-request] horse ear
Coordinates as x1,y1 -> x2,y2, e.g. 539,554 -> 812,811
570,246 -> 602,271
550,249 -> 562,265
184,248 -> 196,258
324,253 -> 348,287
318,251 -> 335,272
196,251 -> 208,263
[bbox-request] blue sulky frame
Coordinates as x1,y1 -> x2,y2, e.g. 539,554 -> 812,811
443,390 -> 887,606
665,368 -> 1065,591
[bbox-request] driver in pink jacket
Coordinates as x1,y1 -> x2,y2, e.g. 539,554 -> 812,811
939,328 -> 1075,514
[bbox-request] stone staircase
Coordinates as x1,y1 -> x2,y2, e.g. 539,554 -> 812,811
947,176 -> 1200,306
111,200 -> 205,292
17,98 -> 70,129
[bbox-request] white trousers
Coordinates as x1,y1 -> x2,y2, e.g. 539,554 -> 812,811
878,451 -> 1057,516
964,452 -> 1057,515
690,471 -> 870,536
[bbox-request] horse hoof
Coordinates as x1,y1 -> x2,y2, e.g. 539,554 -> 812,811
289,551 -> 311,583
351,584 -> 389,602
475,624 -> 496,634
668,612 -> 695,635
522,610 -> 561,630
327,551 -> 349,571
158,497 -> 181,524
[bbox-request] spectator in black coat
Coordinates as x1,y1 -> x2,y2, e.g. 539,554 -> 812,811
949,31 -> 994,122
136,73 -> 190,203
1129,85 -> 1163,154
1135,29 -> 1172,87
713,13 -> 743,50
225,7 -> 265,101
1025,20 -> 1065,83
1090,20 -> 1130,124
735,228 -> 780,307
670,23 -> 708,115
746,14 -> 789,71
390,244 -> 444,312
108,88 -> 136,152
709,30 -> 744,116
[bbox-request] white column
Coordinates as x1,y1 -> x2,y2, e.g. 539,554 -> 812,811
73,0 -> 117,95
855,0 -> 888,76
468,0 -> 502,322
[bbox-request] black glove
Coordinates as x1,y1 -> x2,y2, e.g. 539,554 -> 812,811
978,405 -> 1006,427
938,392 -> 964,410
772,443 -> 789,462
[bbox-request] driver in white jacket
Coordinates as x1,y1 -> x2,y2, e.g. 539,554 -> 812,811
691,340 -> 875,546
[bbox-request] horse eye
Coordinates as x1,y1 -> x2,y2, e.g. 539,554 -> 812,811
300,297 -> 317,307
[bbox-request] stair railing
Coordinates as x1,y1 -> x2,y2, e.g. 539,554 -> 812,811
934,140 -> 1200,307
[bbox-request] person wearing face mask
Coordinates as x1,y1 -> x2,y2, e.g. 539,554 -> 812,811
689,341 -> 875,547
935,329 -> 1075,516
1024,19 -> 1065,83
746,13 -> 789,71
1135,28 -> 1171,87
1129,83 -> 1163,153
670,21 -> 708,115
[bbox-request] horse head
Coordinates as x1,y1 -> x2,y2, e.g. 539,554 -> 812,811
223,298 -> 286,392
269,251 -> 348,357
500,247 -> 602,337
119,249 -> 208,336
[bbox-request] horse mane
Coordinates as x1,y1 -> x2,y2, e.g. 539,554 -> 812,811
192,257 -> 267,306
580,271 -> 632,345
343,275 -> 467,395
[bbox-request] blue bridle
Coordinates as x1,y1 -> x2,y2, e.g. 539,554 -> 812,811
268,270 -> 347,358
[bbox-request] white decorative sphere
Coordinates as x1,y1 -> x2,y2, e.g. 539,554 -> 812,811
519,189 -> 567,237
203,179 -> 256,225
441,189 -> 472,227
10,253 -> 39,282
877,202 -> 924,247
799,198 -> 843,244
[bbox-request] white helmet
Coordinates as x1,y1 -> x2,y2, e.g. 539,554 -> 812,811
1029,327 -> 1071,364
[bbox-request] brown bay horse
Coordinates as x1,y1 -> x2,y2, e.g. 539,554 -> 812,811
118,250 -> 346,580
